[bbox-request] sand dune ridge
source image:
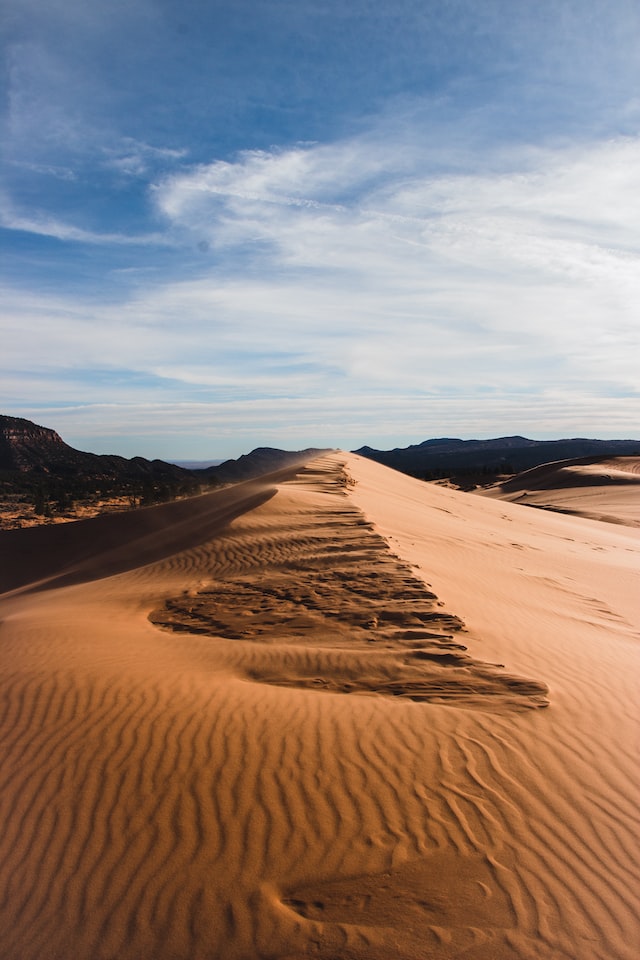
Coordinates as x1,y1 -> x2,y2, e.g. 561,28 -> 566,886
1,452 -> 638,959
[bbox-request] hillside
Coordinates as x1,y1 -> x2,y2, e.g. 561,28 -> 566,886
0,415 -> 201,525
0,415 -> 191,483
0,416 -> 330,528
354,435 -> 640,482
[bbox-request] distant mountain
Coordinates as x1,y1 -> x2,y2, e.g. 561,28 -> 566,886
0,416 -> 328,484
0,415 -> 190,484
353,436 -> 640,481
0,415 -> 331,523
170,459 -> 225,470
201,446 -> 332,484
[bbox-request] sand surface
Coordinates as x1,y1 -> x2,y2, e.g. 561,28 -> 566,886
1,453 -> 638,959
478,455 -> 640,527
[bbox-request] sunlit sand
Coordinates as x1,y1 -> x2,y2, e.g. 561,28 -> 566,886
1,453 -> 638,959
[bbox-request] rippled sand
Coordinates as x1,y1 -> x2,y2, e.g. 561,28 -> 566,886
1,453 -> 638,959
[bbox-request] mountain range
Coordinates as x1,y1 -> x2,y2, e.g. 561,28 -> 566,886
354,435 -> 640,481
2,414 -> 639,519
0,415 -> 330,519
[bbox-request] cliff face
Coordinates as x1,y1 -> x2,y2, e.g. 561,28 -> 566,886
0,416 -> 74,473
0,416 -> 331,528
0,416 -> 328,491
0,415 -> 188,482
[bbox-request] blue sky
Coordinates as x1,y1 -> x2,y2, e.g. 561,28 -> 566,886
2,0 -> 639,458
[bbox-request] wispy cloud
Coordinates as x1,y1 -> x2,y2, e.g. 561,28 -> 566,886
2,2 -> 640,455
101,139 -> 188,179
8,386 -> 638,461
151,130 -> 640,385
3,123 -> 639,455
0,201 -> 170,246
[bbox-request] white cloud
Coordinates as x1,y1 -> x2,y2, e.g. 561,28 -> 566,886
3,123 -> 640,454
154,133 -> 640,292
150,132 -> 640,384
101,138 -> 188,178
0,193 -> 171,246
8,387 -> 638,460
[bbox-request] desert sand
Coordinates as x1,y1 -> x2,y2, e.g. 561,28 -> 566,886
477,455 -> 640,527
1,452 -> 638,959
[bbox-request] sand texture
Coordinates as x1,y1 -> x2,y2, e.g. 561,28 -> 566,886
478,455 -> 640,526
1,453 -> 638,959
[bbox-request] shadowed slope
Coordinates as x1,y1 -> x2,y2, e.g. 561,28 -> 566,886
0,461 -> 325,595
490,455 -> 640,492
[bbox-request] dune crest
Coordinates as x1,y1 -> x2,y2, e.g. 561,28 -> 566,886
150,460 -> 548,709
1,452 -> 638,959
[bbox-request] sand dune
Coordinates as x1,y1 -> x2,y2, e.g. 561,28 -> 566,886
1,453 -> 638,959
478,455 -> 640,526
